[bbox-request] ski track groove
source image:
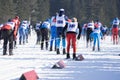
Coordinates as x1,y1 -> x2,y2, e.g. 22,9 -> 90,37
0,32 -> 120,80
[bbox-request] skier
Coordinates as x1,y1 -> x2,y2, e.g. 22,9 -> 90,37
81,23 -> 87,40
91,20 -> 103,51
40,19 -> 50,50
101,25 -> 108,40
35,21 -> 41,44
25,21 -> 30,43
62,17 -> 81,59
11,16 -> 20,48
1,19 -> 15,55
56,8 -> 68,54
111,17 -> 120,44
49,15 -> 57,51
19,20 -> 29,45
86,20 -> 94,48
118,28 -> 120,39
0,24 -> 3,41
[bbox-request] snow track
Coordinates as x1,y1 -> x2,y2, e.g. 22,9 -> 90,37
0,31 -> 120,80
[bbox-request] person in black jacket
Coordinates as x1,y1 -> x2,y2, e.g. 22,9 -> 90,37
40,19 -> 50,50
35,21 -> 41,44
1,19 -> 15,55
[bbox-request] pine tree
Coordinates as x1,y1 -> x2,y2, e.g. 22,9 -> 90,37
36,0 -> 50,21
0,0 -> 15,23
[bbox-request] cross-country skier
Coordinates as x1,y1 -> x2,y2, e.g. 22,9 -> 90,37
19,20 -> 29,45
40,19 -> 50,50
11,16 -> 20,48
1,19 -> 16,55
62,17 -> 81,59
91,20 -> 103,51
86,20 -> 94,48
56,8 -> 69,54
49,15 -> 57,51
0,24 -> 3,40
111,17 -> 120,44
101,25 -> 108,40
35,21 -> 41,44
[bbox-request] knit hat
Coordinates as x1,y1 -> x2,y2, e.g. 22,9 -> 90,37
72,17 -> 77,22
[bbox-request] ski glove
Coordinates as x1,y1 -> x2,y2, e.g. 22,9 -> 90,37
77,35 -> 80,40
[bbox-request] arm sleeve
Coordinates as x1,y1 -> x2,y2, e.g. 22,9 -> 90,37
64,16 -> 69,21
62,23 -> 68,38
78,23 -> 82,37
62,23 -> 68,33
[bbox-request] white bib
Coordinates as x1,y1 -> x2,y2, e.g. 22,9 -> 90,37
67,22 -> 78,32
56,14 -> 66,27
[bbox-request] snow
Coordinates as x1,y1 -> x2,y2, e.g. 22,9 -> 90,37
0,31 -> 120,80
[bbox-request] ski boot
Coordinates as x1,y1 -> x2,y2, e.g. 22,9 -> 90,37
92,46 -> 95,51
56,49 -> 60,54
3,49 -> 7,55
41,43 -> 43,50
63,48 -> 66,55
98,47 -> 100,51
73,53 -> 76,60
66,53 -> 70,59
9,49 -> 13,55
49,46 -> 52,51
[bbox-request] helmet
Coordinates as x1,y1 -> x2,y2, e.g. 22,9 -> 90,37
72,17 -> 77,22
96,19 -> 99,22
15,16 -> 19,19
59,8 -> 64,12
115,17 -> 118,20
8,19 -> 11,22
59,8 -> 65,16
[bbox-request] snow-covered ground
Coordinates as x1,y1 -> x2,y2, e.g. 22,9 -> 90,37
0,31 -> 120,80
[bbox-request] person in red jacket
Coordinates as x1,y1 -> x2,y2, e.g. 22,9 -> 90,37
111,17 -> 120,44
11,16 -> 20,48
1,19 -> 15,55
62,17 -> 81,59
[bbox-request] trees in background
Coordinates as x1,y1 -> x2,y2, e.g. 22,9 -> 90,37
0,0 -> 120,27
0,0 -> 15,23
